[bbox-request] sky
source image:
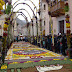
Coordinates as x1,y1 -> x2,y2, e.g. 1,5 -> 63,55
12,0 -> 39,21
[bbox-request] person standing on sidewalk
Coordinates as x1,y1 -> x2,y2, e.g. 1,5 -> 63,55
60,35 -> 63,54
17,36 -> 18,42
43,37 -> 45,48
54,35 -> 58,53
16,36 -> 18,42
38,36 -> 40,47
62,34 -> 67,56
34,36 -> 37,45
70,33 -> 72,48
48,35 -> 52,51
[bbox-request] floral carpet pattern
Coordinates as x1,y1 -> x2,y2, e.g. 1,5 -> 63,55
12,48 -> 62,60
5,42 -> 66,62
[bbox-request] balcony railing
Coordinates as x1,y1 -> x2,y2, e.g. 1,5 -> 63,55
50,1 -> 65,17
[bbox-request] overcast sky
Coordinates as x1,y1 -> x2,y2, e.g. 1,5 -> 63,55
12,0 -> 39,21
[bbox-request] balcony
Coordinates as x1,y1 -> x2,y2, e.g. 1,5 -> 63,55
50,1 -> 65,17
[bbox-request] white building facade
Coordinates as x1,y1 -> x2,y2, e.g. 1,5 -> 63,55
40,0 -> 72,36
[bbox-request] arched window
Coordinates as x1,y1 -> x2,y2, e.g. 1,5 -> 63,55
44,4 -> 46,10
44,21 -> 45,26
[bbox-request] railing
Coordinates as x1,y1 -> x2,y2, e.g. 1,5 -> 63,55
50,1 -> 65,13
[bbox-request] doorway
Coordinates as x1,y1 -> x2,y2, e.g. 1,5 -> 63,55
59,20 -> 64,34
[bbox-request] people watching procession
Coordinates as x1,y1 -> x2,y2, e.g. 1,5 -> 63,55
15,33 -> 72,56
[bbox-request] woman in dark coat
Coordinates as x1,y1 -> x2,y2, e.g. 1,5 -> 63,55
70,34 -> 72,48
62,34 -> 67,56
47,35 -> 52,51
54,35 -> 58,53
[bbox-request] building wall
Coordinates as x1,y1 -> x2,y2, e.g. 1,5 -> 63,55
30,0 -> 72,36
52,17 -> 58,35
33,18 -> 37,36
41,0 -> 49,36
0,20 -> 4,36
22,26 -> 28,36
12,13 -> 18,37
68,0 -> 72,33
0,14 -> 6,36
41,0 -> 70,35
30,22 -> 33,36
38,19 -> 40,36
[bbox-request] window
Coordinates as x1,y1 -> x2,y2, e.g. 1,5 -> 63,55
59,20 -> 64,34
0,25 -> 2,29
44,21 -> 45,26
44,4 -> 46,10
49,21 -> 51,34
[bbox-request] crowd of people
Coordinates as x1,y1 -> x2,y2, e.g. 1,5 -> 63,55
30,33 -> 72,56
15,33 -> 72,56
15,35 -> 28,42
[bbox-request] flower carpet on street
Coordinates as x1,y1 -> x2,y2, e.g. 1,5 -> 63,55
12,48 -> 62,60
5,42 -> 66,62
11,42 -> 38,49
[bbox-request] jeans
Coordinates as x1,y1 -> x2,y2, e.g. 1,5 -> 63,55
60,46 -> 62,54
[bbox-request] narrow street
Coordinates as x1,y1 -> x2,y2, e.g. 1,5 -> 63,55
1,41 -> 72,72
0,0 -> 72,72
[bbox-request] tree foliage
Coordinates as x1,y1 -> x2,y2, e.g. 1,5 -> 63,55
5,4 -> 11,14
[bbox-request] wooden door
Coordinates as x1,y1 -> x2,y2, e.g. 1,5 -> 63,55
59,20 -> 64,34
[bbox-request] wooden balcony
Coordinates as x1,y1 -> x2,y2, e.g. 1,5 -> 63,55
50,1 -> 65,17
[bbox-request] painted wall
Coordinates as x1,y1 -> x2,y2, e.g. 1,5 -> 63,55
68,0 -> 72,33
41,1 -> 49,36
41,0 -> 68,35
30,0 -> 72,36
0,14 -> 7,36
